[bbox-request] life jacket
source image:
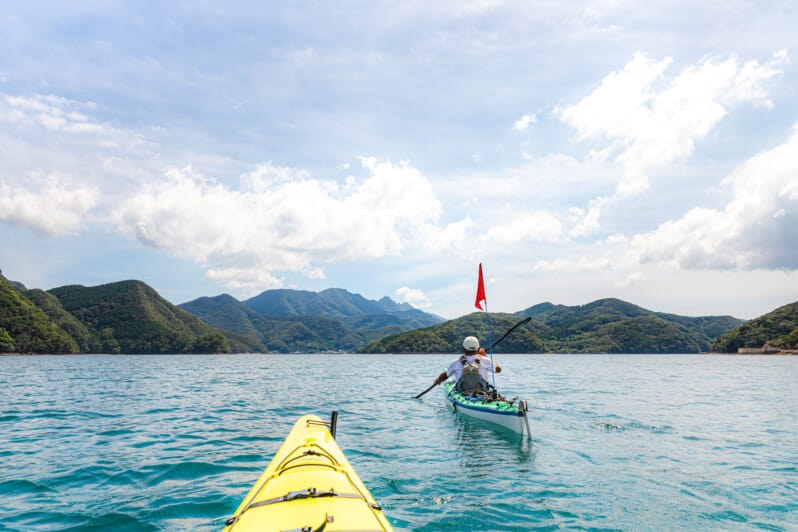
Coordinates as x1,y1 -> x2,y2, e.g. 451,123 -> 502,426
456,355 -> 487,393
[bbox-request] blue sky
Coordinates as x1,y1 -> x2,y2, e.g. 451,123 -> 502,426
1,1 -> 797,320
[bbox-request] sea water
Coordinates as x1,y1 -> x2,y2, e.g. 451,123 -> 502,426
1,354 -> 796,531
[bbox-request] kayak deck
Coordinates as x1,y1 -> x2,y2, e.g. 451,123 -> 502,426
444,381 -> 529,435
223,414 -> 393,532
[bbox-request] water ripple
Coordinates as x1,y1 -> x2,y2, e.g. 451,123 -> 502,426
0,353 -> 796,531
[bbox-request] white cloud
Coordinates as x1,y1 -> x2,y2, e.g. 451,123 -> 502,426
560,50 -> 788,235
240,162 -> 309,190
628,123 -> 798,270
513,113 -> 537,130
532,256 -> 613,273
0,175 -> 98,236
616,271 -> 644,287
206,268 -> 283,293
0,94 -> 112,135
307,267 -> 326,279
112,159 -> 462,292
604,233 -> 628,245
478,211 -> 564,246
0,91 -> 160,215
417,217 -> 475,257
433,153 -> 618,206
560,52 -> 673,146
395,286 -> 432,308
538,123 -> 798,275
570,195 -> 613,237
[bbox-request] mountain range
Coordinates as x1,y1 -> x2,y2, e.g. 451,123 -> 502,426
2,269 -> 796,355
243,287 -> 427,318
359,298 -> 747,354
0,275 -> 263,354
0,272 -> 443,354
178,289 -> 445,352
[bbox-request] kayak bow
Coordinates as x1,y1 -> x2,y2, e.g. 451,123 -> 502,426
444,381 -> 531,437
223,414 -> 394,532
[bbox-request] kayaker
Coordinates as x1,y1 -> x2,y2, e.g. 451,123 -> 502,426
433,336 -> 501,393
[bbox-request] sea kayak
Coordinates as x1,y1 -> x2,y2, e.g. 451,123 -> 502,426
223,414 -> 394,532
444,381 -> 531,436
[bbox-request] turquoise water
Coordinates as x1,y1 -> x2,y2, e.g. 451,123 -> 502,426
1,354 -> 796,531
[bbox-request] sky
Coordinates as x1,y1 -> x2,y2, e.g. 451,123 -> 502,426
1,0 -> 797,320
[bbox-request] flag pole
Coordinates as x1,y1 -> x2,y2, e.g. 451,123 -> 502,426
484,296 -> 495,389
475,263 -> 495,389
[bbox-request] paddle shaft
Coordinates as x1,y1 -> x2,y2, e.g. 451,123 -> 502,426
413,382 -> 437,399
490,317 -> 532,350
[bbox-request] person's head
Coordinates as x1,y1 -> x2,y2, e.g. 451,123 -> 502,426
462,336 -> 480,355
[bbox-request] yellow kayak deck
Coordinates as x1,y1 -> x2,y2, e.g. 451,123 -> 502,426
223,415 -> 393,532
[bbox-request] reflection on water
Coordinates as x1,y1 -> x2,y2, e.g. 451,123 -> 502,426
448,408 -> 536,465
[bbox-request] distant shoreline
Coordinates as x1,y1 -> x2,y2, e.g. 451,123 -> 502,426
2,351 -> 794,356
708,351 -> 795,356
0,352 -> 261,356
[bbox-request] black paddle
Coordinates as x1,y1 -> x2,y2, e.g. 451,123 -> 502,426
490,317 -> 531,349
413,316 -> 532,399
413,382 -> 437,399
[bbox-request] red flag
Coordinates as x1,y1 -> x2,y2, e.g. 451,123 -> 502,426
475,263 -> 486,310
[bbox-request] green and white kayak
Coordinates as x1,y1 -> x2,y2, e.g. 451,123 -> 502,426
444,381 -> 531,437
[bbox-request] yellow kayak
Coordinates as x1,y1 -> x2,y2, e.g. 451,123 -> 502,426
223,414 -> 394,532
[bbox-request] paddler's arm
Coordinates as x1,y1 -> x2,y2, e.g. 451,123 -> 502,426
433,371 -> 448,385
481,351 -> 502,374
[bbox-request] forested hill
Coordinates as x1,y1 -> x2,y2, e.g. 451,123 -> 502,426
357,313 -> 547,354
243,287 -> 444,324
0,276 -> 264,354
0,276 -> 78,353
179,294 -> 363,352
359,299 -> 745,354
516,298 -> 743,341
178,293 -> 441,352
711,300 -> 798,352
46,281 -> 264,354
2,273 -> 446,354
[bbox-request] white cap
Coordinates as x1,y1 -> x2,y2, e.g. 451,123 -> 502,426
463,336 -> 480,352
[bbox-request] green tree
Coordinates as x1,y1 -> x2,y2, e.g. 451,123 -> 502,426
0,277 -> 78,353
188,332 -> 231,353
98,328 -> 121,353
0,327 -> 15,352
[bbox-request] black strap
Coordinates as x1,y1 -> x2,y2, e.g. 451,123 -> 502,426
225,488 -> 380,527
249,488 -> 362,510
460,354 -> 482,365
281,449 -> 329,469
